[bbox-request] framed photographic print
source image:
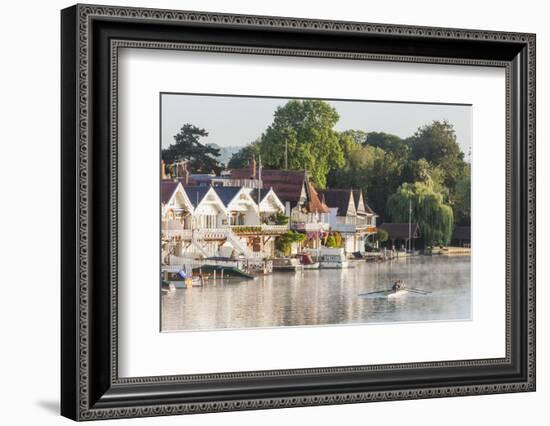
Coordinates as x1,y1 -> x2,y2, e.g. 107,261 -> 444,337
61,4 -> 536,421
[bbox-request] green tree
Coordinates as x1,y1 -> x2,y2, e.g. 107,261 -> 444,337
377,228 -> 389,244
341,129 -> 368,145
325,232 -> 343,248
276,231 -> 306,256
387,181 -> 454,247
409,121 -> 466,189
327,142 -> 407,220
325,235 -> 337,248
402,158 -> 447,197
227,140 -> 262,169
162,124 -> 222,173
452,169 -> 471,226
364,131 -> 410,159
274,212 -> 289,225
260,100 -> 344,188
326,132 -> 367,188
363,146 -> 407,219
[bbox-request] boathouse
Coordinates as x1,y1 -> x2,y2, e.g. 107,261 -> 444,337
321,189 -> 378,253
378,222 -> 421,250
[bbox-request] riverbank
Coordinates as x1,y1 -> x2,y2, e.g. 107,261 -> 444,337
363,246 -> 471,262
430,246 -> 471,256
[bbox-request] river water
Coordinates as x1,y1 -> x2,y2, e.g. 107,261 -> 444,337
161,255 -> 471,332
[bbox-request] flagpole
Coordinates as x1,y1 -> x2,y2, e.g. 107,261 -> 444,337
284,140 -> 288,170
258,154 -> 262,220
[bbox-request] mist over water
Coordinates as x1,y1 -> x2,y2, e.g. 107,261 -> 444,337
161,256 -> 471,331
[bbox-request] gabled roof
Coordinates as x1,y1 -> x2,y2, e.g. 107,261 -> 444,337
306,184 -> 330,214
350,189 -> 378,216
160,181 -> 180,204
250,187 -> 285,212
320,189 -> 355,216
364,200 -> 377,216
351,189 -> 364,213
213,186 -> 244,207
250,188 -> 272,204
181,186 -> 212,208
229,168 -> 330,213
379,222 -> 420,239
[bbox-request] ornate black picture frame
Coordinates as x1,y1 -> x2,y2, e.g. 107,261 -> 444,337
61,4 -> 535,421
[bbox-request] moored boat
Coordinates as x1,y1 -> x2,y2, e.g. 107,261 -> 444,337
172,276 -> 203,289
161,280 -> 176,293
299,253 -> 320,270
303,262 -> 320,270
193,264 -> 254,279
272,258 -> 304,272
319,248 -> 349,269
171,267 -> 204,288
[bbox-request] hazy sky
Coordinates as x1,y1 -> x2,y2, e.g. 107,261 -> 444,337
161,93 -> 472,157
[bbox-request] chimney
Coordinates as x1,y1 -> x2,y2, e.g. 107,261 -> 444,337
161,160 -> 167,180
250,155 -> 256,179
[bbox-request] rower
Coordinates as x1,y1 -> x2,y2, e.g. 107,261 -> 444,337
392,280 -> 406,291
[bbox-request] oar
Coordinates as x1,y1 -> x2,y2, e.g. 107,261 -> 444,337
407,287 -> 432,293
359,289 -> 389,296
404,288 -> 431,295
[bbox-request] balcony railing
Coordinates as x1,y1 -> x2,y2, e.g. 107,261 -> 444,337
331,223 -> 357,233
292,222 -> 330,232
161,229 -> 193,239
231,224 -> 289,234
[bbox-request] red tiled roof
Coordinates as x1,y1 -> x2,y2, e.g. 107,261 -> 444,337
307,184 -> 330,214
229,168 -> 330,213
230,169 -> 307,205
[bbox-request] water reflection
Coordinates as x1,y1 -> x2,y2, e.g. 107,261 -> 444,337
161,256 -> 471,331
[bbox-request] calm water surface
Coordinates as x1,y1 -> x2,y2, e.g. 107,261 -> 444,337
161,256 -> 471,331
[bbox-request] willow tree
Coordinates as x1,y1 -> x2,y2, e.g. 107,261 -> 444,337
386,181 -> 453,247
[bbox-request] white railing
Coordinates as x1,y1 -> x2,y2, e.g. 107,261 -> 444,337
261,224 -> 289,233
196,228 -> 228,240
229,224 -> 289,233
292,222 -> 330,232
331,223 -> 357,233
162,229 -> 193,239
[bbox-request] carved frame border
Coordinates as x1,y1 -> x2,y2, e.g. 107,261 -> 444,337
62,3 -> 535,421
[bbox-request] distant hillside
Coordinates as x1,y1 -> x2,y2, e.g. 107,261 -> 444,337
207,144 -> 243,167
